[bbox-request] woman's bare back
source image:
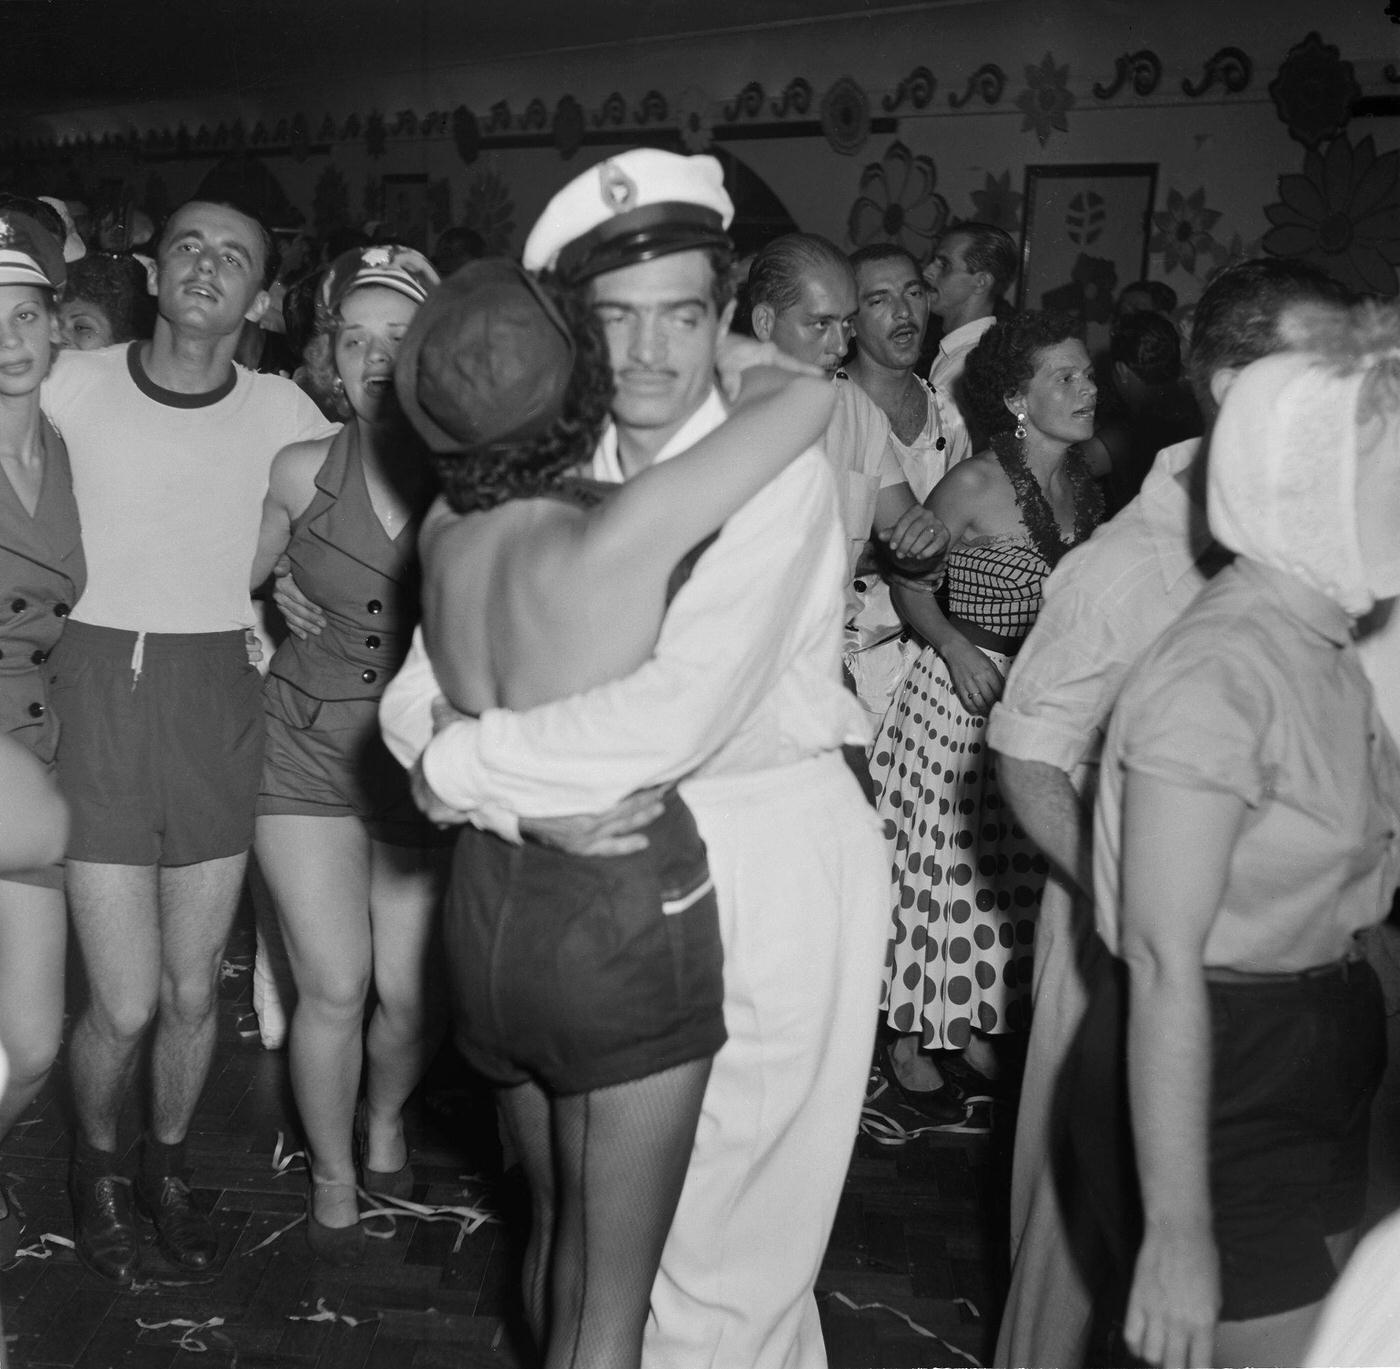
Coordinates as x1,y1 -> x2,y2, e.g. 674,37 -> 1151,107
420,487 -> 675,716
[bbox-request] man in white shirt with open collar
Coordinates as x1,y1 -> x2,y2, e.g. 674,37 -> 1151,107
923,221 -> 1017,443
380,149 -> 889,1369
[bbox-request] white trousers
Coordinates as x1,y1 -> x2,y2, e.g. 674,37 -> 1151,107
644,752 -> 888,1369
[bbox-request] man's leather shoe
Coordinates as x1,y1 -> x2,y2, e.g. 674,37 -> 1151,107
70,1171 -> 141,1285
136,1174 -> 219,1271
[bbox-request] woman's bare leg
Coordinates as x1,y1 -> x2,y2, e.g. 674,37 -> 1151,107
0,882 -> 66,1138
255,814 -> 370,1228
498,1080 -> 556,1351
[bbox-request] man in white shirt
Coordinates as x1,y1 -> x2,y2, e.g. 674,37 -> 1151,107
848,243 -> 971,500
746,231 -> 946,584
841,242 -> 970,724
42,199 -> 335,1286
986,258 -> 1353,1369
380,150 -> 889,1369
923,222 -> 1017,441
745,233 -> 947,734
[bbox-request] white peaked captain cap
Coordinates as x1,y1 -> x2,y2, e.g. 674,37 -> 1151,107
523,148 -> 734,284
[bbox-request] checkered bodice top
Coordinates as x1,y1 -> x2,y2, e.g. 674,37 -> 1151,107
943,536 -> 1049,643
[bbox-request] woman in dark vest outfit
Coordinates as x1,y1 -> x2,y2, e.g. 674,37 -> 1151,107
250,245 -> 446,1263
0,213 -> 85,1264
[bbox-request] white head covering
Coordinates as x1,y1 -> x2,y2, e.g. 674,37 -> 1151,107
1208,303 -> 1400,617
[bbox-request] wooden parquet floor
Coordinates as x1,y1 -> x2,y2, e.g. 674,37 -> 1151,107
1,906 -> 1012,1369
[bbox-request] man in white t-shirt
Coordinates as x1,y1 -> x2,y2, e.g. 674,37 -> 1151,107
923,222 -> 1017,442
42,199 -> 334,1286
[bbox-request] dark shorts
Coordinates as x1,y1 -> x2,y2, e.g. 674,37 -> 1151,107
48,621 -> 265,867
256,675 -> 449,848
444,793 -> 727,1096
1069,952 -> 1385,1323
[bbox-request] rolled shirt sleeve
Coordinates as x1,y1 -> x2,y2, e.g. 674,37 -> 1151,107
987,582 -> 1136,775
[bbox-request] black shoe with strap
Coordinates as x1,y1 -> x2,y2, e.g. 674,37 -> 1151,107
136,1172 -> 219,1271
875,1037 -> 969,1127
70,1170 -> 141,1286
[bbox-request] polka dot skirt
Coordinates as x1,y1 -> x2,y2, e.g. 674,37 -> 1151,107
870,643 -> 1048,1050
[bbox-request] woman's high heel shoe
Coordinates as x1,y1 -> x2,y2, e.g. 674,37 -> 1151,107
876,1036 -> 968,1126
355,1101 -> 415,1202
305,1179 -> 366,1266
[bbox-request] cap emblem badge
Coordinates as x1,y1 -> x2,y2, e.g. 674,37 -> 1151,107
599,161 -> 638,215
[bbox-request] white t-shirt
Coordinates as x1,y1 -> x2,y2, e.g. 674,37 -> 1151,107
44,342 -> 335,634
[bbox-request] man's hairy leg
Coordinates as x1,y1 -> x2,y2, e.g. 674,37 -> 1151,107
66,862 -> 162,1151
150,854 -> 248,1144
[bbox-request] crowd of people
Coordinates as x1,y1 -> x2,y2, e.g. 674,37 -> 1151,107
0,145 -> 1395,1369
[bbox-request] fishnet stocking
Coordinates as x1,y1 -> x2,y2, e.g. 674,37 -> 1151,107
550,1059 -> 710,1369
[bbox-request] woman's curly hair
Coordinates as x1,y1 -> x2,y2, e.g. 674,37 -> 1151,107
301,278 -> 353,419
61,252 -> 155,344
961,310 -> 1083,436
433,274 -> 616,515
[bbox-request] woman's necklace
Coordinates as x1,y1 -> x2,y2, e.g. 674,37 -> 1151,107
991,430 -> 1103,568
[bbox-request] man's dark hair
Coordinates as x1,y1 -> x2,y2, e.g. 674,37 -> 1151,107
1110,311 -> 1181,386
1188,257 -> 1351,406
747,233 -> 853,317
156,198 -> 281,288
945,222 -> 1019,300
848,242 -> 922,281
431,225 -> 488,279
1118,278 -> 1178,315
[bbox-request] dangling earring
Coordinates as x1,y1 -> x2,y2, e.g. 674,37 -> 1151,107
1014,412 -> 1027,441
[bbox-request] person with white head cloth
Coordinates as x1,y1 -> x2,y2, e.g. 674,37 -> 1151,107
379,148 -> 888,1369
1078,301 -> 1400,1369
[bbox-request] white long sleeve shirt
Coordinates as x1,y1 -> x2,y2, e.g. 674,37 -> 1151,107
380,388 -> 869,824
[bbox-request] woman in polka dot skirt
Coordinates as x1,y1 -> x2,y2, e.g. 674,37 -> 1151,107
869,312 -> 1104,1115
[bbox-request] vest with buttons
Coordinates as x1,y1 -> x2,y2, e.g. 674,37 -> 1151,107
268,425 -> 423,703
0,417 -> 85,763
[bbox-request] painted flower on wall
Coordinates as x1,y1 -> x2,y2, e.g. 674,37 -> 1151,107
674,88 -> 713,154
820,76 -> 871,155
1263,133 -> 1400,296
847,141 -> 949,263
1269,31 -> 1360,149
1150,186 -> 1223,275
463,168 -> 516,255
1016,53 -> 1075,147
1040,252 -> 1118,324
970,170 -> 1023,233
1208,230 -> 1263,273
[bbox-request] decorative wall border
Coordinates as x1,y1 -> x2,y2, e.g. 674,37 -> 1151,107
6,41 -> 1386,162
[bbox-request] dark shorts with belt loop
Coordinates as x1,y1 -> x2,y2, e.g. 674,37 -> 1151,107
444,792 -> 727,1096
1068,950 -> 1385,1322
48,620 -> 265,866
